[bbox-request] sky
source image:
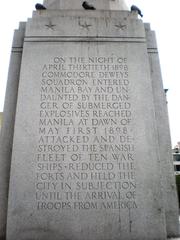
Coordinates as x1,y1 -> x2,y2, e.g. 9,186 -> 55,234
0,0 -> 179,147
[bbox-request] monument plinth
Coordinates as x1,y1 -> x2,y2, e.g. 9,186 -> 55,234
0,0 -> 178,239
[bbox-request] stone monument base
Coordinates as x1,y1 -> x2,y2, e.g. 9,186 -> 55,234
0,1 -> 178,240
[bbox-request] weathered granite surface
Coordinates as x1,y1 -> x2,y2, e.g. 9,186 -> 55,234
0,22 -> 26,240
169,238 -> 180,240
145,23 -> 179,237
6,8 -> 170,240
1,0 -> 178,239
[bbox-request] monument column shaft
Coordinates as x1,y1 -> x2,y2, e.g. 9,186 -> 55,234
43,0 -> 128,10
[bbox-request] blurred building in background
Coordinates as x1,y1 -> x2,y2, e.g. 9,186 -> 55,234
173,142 -> 180,207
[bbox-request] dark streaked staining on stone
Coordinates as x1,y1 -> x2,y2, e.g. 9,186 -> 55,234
128,208 -> 133,233
130,5 -> 143,17
82,1 -> 96,10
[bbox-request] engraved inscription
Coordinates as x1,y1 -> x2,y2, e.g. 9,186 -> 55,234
35,55 -> 136,215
